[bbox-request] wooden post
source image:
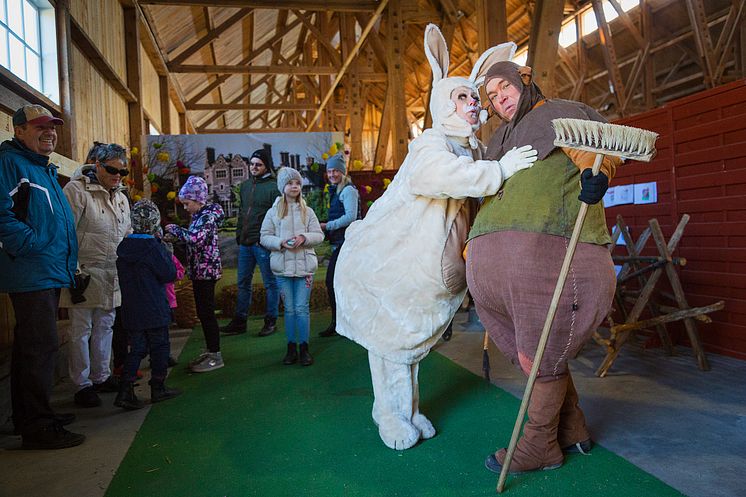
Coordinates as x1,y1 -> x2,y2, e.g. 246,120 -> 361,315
54,0 -> 75,159
159,75 -> 171,134
178,112 -> 187,135
386,0 -> 409,167
476,0 -> 507,141
527,0 -> 564,98
124,6 -> 144,190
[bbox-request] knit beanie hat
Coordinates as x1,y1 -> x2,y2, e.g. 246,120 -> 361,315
179,175 -> 208,204
276,167 -> 303,194
326,153 -> 346,175
131,199 -> 161,235
250,148 -> 273,171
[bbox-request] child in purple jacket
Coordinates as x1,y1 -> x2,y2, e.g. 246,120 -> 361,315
165,176 -> 225,373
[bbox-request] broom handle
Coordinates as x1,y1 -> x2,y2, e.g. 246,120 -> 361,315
497,152 -> 604,493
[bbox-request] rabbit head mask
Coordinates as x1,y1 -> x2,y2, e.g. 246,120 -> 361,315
424,24 -> 516,148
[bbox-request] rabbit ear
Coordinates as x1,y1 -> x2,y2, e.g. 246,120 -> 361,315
424,24 -> 449,82
469,41 -> 517,87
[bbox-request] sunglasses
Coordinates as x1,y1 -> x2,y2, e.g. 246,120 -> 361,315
102,164 -> 129,177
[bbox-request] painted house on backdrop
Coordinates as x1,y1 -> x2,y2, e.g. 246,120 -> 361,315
204,147 -> 247,217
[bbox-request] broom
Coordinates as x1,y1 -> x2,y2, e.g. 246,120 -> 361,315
496,118 -> 658,493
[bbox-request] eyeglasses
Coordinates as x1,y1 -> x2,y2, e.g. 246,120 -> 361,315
102,164 -> 129,176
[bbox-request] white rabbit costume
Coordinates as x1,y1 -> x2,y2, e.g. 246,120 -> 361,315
334,25 -> 537,450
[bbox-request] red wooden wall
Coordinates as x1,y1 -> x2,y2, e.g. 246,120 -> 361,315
610,79 -> 746,360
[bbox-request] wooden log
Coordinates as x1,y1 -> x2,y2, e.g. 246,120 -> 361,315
609,301 -> 724,335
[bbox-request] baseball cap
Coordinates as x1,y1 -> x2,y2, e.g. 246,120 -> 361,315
12,105 -> 64,127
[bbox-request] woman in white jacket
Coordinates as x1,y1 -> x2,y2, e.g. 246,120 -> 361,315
260,168 -> 324,366
334,25 -> 538,450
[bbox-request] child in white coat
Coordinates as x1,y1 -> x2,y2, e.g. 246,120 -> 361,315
260,168 -> 324,366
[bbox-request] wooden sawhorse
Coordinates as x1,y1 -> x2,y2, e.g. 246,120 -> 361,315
593,214 -> 724,377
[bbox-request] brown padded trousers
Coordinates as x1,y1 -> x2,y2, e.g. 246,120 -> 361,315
466,231 -> 615,380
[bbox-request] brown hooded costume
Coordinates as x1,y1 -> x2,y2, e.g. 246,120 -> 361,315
466,61 -> 619,474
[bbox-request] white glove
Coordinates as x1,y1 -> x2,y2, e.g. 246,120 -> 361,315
497,145 -> 538,180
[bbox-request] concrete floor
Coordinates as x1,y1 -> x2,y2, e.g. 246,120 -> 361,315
1,314 -> 745,497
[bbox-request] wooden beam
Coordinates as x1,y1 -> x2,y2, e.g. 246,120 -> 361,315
171,64 -> 340,74
55,0 -> 75,159
292,10 -> 341,67
641,0 -> 655,109
137,3 -> 194,132
386,0 -> 408,166
685,0 -> 716,87
124,6 -> 144,189
68,16 -> 136,103
197,127 -> 321,133
713,0 -> 745,83
178,112 -> 187,134
159,75 -> 171,134
168,8 -> 253,66
527,0 -> 564,97
374,78 -> 392,166
476,0 -> 507,139
137,0 -> 379,11
305,0 -> 389,131
591,0 -> 627,113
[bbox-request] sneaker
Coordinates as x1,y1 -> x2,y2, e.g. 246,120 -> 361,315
93,376 -> 120,393
190,352 -> 224,373
150,382 -> 182,403
74,386 -> 102,408
188,351 -> 210,368
22,423 -> 85,450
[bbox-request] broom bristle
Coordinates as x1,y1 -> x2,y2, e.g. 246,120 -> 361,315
551,118 -> 659,162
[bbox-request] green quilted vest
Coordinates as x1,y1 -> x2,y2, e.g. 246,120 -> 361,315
468,150 -> 611,246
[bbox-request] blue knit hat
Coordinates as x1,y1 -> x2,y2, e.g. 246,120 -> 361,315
179,175 -> 208,204
326,154 -> 346,175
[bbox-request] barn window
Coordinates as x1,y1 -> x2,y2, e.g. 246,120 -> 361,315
0,0 -> 57,102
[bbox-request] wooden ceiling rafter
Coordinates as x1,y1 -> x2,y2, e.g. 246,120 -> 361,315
137,0 -> 379,11
167,8 -> 253,67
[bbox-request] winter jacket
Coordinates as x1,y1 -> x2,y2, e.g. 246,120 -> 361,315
116,235 -> 176,331
59,165 -> 131,309
260,198 -> 324,277
236,174 -> 279,246
0,138 -> 77,293
166,203 -> 224,280
326,183 -> 359,246
335,129 -> 509,364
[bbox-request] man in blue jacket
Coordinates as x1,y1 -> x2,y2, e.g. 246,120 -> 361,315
0,105 -> 84,449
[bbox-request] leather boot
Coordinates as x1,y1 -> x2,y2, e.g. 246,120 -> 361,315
299,342 -> 314,366
220,317 -> 247,335
150,381 -> 182,403
318,321 -> 337,337
558,373 -> 593,454
283,342 -> 298,365
258,316 -> 277,337
487,376 -> 568,474
114,382 -> 145,410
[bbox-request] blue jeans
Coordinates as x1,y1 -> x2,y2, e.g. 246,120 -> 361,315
236,244 -> 279,320
277,276 -> 312,344
124,326 -> 170,384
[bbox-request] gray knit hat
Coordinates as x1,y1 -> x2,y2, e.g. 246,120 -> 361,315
131,199 -> 161,235
326,153 -> 346,175
276,167 -> 303,193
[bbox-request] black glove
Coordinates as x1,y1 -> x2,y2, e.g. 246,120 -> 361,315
578,169 -> 609,205
70,272 -> 91,304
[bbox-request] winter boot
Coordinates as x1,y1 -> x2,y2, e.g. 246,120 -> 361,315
283,342 -> 298,365
485,376 -> 568,475
318,321 -> 337,337
114,382 -> 145,410
257,316 -> 277,337
558,373 -> 593,454
299,342 -> 314,366
220,317 -> 247,335
150,381 -> 182,403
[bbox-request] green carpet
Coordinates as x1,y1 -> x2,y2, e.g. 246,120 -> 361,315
105,313 -> 683,497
